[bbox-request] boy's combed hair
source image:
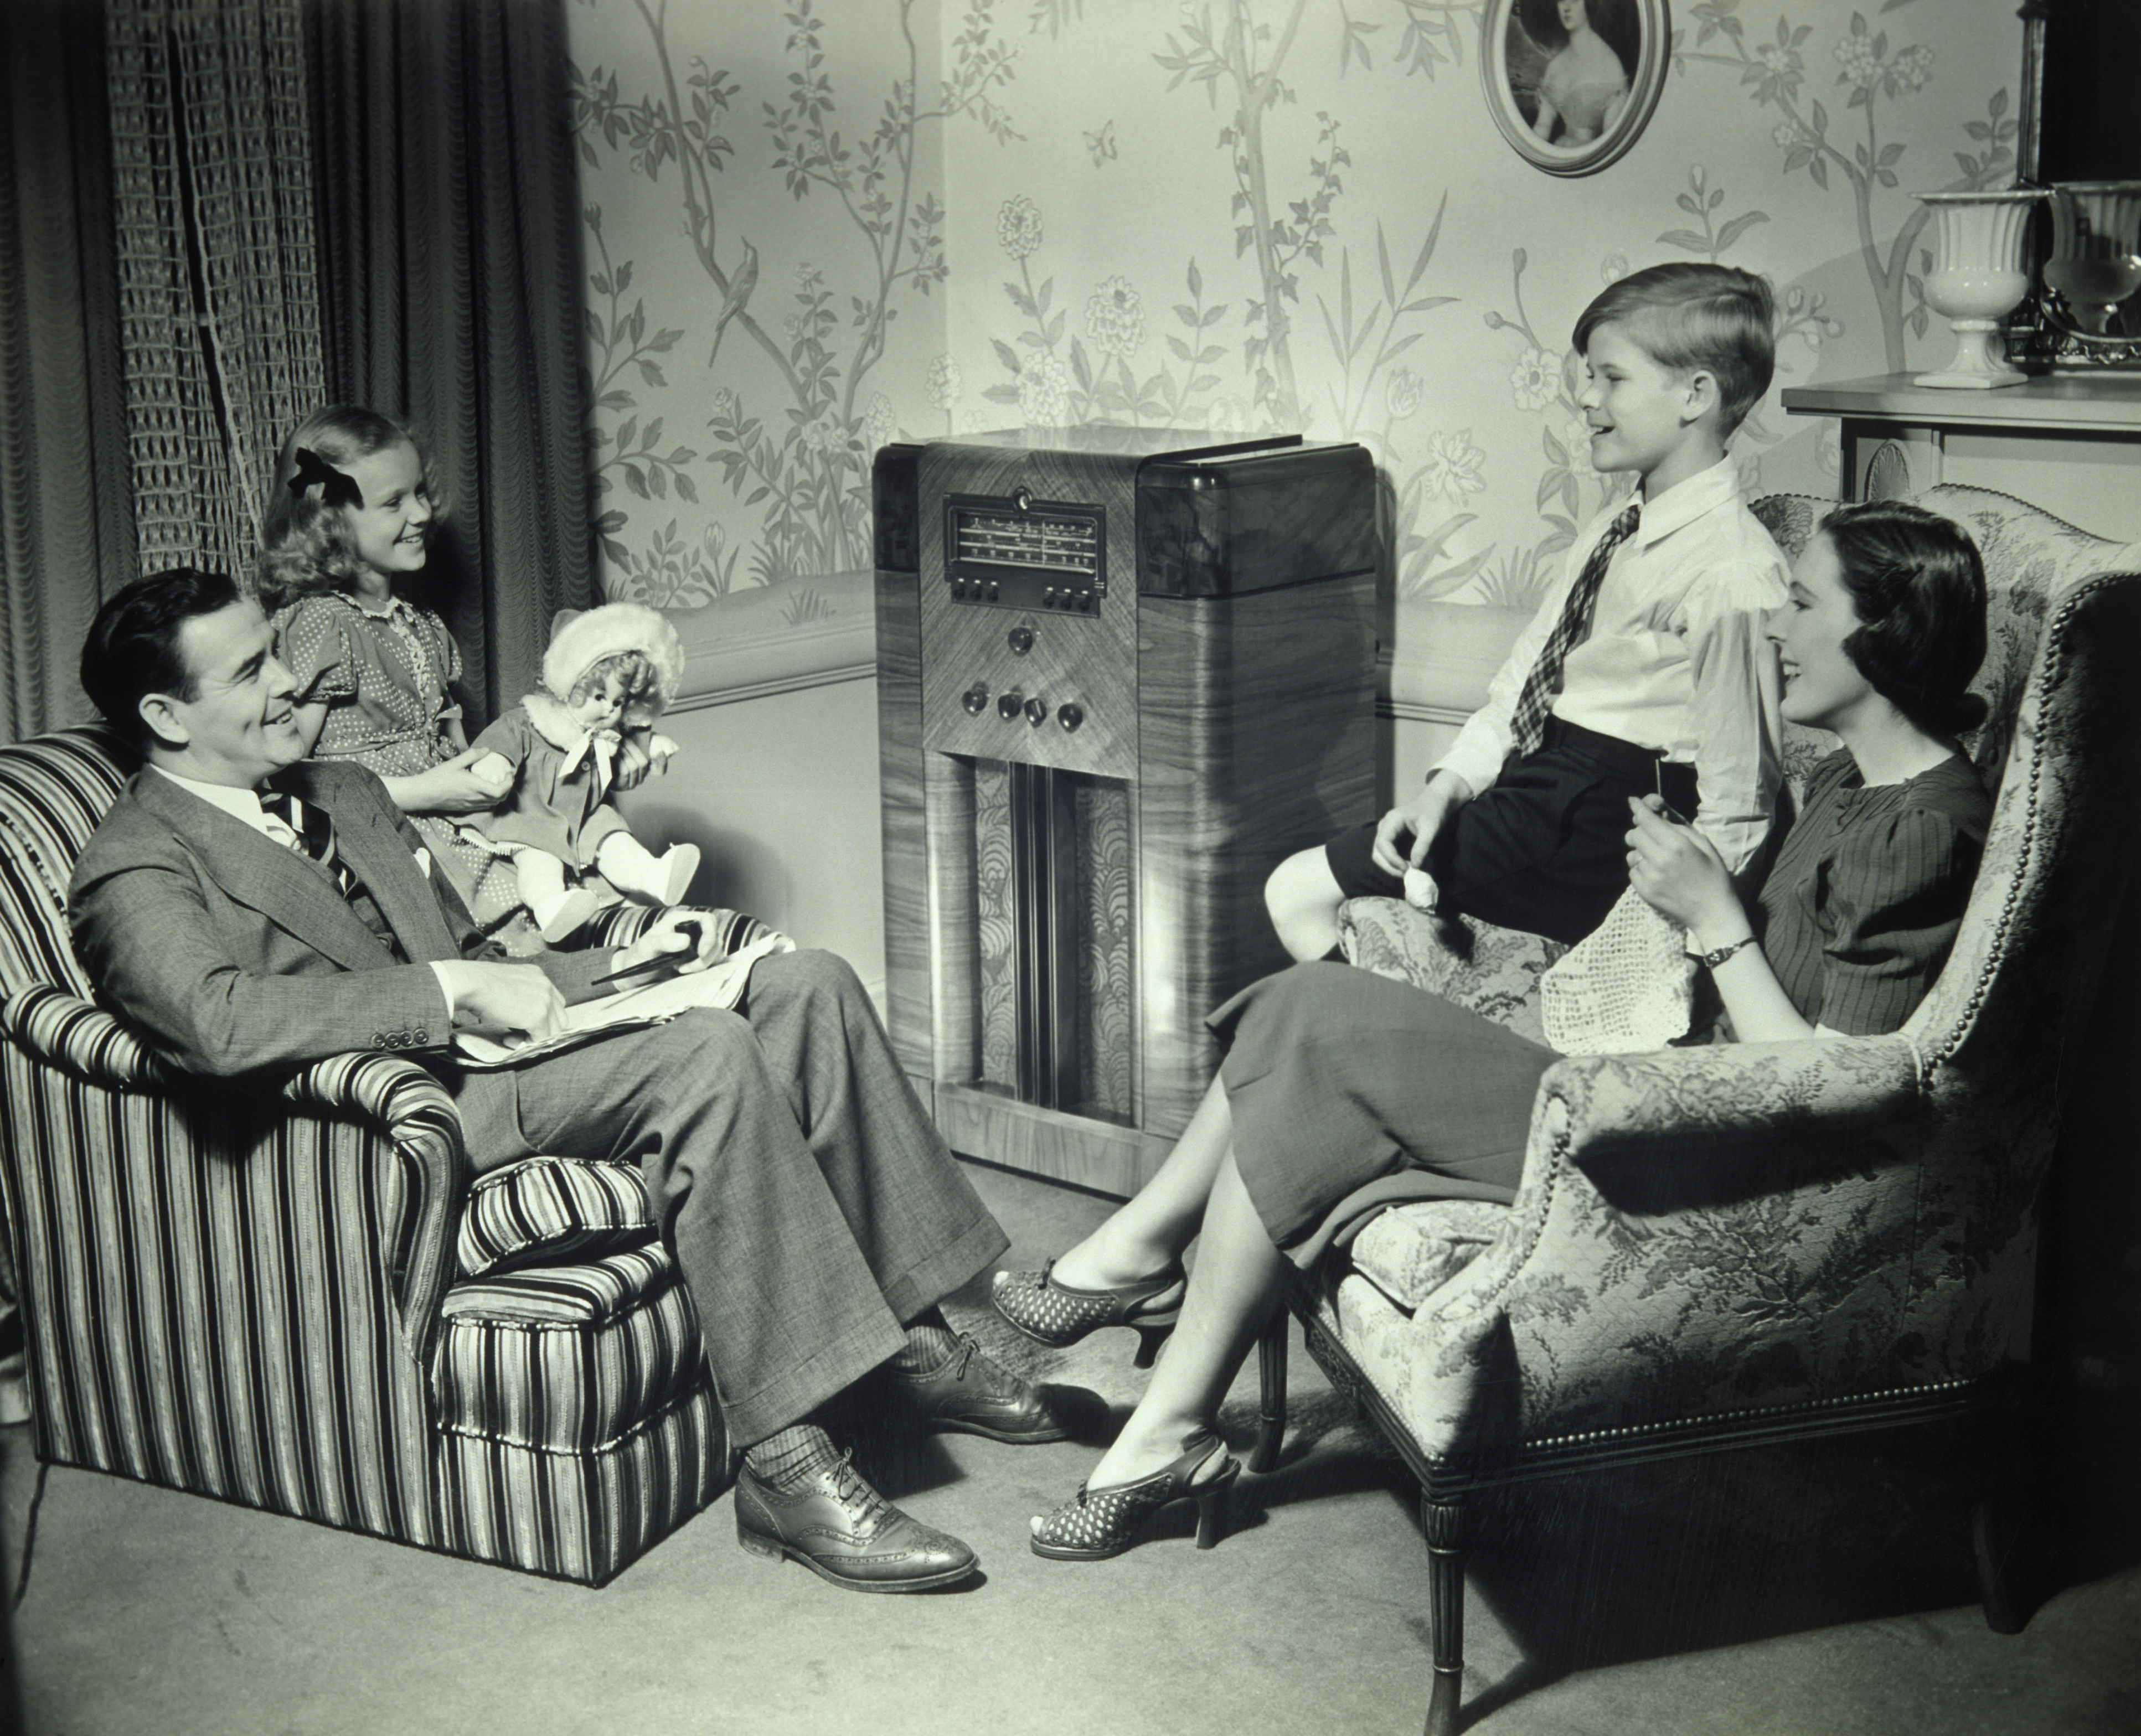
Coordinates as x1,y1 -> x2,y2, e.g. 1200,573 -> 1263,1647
1821,499 -> 1989,738
254,405 -> 447,611
80,567 -> 243,742
1573,263 -> 1776,437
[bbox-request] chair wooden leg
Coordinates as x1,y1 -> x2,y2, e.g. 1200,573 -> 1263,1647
1421,1492 -> 1475,1736
1250,1313 -> 1287,1473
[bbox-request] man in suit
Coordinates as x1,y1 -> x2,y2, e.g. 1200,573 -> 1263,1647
70,566 -> 1080,1594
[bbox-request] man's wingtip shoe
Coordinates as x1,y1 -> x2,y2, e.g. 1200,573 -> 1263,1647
891,1331 -> 1096,1444
733,1457 -> 979,1593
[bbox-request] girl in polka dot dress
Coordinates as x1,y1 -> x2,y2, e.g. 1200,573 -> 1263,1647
255,405 -> 529,939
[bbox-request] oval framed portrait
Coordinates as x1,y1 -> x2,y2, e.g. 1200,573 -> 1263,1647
1484,0 -> 1669,177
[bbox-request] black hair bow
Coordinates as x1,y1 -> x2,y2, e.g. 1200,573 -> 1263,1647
288,447 -> 363,510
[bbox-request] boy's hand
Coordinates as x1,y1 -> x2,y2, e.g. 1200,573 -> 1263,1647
1371,771 -> 1474,880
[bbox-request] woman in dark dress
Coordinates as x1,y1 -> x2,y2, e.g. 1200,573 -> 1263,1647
994,499 -> 1994,1561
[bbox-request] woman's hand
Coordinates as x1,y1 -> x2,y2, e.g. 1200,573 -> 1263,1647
1625,795 -> 1748,949
386,746 -> 514,816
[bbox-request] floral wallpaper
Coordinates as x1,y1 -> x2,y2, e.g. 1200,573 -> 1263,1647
566,0 -> 2020,637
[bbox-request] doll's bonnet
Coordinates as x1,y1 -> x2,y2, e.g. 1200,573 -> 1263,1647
541,602 -> 686,714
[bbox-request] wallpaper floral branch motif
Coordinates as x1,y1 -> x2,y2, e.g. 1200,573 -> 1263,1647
572,0 -> 1024,602
562,0 -> 2017,628
1675,0 -> 2018,371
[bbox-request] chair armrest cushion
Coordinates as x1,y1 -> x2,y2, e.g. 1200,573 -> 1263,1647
2,983 -> 171,1090
3,982 -> 466,1356
1383,1036 -> 1943,1453
1339,897 -> 1564,1045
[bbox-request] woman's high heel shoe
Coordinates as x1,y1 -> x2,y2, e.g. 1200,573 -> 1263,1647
991,1259 -> 1186,1369
1029,1430 -> 1240,1562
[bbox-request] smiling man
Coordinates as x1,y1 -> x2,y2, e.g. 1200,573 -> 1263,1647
68,566 -> 1086,1595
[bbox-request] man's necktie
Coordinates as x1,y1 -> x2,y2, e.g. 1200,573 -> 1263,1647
1508,501 -> 1642,758
261,788 -> 356,898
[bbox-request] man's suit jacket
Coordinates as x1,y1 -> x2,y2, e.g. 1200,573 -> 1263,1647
69,757 -> 617,1158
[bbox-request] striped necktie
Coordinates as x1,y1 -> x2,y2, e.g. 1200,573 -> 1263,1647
1508,501 -> 1642,757
261,788 -> 356,898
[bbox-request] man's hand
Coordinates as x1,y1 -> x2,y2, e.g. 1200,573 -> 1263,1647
1370,770 -> 1473,880
609,912 -> 716,981
441,960 -> 568,1046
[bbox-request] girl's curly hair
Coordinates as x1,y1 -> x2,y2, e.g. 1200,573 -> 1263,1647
254,405 -> 449,611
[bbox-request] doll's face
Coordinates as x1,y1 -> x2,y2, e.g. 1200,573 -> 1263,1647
570,671 -> 628,733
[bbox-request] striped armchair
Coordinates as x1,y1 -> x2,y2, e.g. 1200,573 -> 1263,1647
0,726 -> 724,1584
1253,485 -> 2141,1735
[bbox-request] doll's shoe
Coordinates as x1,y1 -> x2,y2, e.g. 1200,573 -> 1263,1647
991,1259 -> 1186,1369
1029,1431 -> 1239,1562
657,844 -> 700,906
536,887 -> 601,943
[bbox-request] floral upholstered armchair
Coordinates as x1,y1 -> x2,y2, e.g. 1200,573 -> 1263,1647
0,725 -> 728,1584
1252,485 -> 2141,1736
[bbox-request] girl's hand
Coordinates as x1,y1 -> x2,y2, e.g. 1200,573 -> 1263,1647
1625,796 -> 1748,949
391,747 -> 513,815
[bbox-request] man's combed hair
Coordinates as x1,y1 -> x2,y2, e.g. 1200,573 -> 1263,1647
1573,262 -> 1776,437
80,567 -> 243,742
254,405 -> 446,611
1822,499 -> 1990,738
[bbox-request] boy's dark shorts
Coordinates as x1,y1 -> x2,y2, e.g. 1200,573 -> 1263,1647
1325,717 -> 1699,946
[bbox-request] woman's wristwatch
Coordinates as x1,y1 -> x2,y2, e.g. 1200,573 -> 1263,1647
1691,934 -> 1758,971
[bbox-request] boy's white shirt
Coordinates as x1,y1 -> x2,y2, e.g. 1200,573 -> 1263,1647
1433,453 -> 1789,876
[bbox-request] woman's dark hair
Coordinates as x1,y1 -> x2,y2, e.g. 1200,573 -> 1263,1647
1820,499 -> 1989,737
254,405 -> 446,611
80,567 -> 243,742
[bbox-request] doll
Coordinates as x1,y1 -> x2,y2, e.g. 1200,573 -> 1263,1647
463,602 -> 699,942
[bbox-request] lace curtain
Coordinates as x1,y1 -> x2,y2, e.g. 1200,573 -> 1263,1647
106,0 -> 327,581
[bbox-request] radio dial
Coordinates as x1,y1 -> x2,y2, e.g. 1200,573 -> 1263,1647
1024,696 -> 1048,727
1056,702 -> 1085,733
997,690 -> 1024,720
1008,626 -> 1034,655
962,684 -> 989,715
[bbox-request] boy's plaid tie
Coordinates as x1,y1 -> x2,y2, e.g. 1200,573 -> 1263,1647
261,788 -> 357,898
1508,500 -> 1642,757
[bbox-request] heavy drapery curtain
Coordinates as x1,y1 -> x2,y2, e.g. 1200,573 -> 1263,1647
305,0 -> 594,719
0,1 -> 135,738
107,0 -> 328,580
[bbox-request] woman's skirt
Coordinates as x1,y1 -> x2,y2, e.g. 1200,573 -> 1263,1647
1209,960 -> 1559,1266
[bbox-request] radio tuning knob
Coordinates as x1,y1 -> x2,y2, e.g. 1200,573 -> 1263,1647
997,690 -> 1024,720
1056,702 -> 1085,733
962,684 -> 989,715
1008,626 -> 1034,655
1024,696 -> 1048,726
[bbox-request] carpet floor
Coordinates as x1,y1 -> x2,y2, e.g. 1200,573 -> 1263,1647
3,1159 -> 2136,1736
